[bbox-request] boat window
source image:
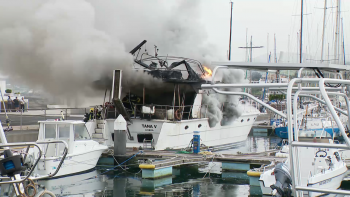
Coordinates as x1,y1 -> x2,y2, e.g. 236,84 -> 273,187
74,124 -> 91,140
58,124 -> 70,139
45,124 -> 56,139
137,134 -> 153,143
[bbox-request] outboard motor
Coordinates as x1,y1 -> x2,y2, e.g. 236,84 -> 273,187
270,163 -> 293,197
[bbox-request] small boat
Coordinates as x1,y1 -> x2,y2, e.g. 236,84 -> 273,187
275,114 -> 341,139
259,140 -> 347,196
25,120 -> 108,178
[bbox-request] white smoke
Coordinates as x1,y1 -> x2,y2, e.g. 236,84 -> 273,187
0,0 -> 246,126
0,0 -> 224,107
202,69 -> 247,127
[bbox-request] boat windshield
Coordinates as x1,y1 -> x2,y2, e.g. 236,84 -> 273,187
74,124 -> 91,140
45,124 -> 56,139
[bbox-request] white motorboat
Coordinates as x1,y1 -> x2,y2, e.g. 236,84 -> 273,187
25,120 -> 108,178
259,141 -> 347,196
85,42 -> 260,151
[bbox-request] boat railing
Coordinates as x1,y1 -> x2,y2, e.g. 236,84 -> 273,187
0,140 -> 67,184
281,78 -> 350,196
131,104 -> 209,121
202,65 -> 350,196
131,101 -> 258,121
35,140 -> 69,177
0,107 -> 91,131
0,142 -> 42,185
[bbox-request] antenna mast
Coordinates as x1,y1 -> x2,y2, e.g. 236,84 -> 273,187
321,0 -> 327,63
300,0 -> 304,63
228,2 -> 233,60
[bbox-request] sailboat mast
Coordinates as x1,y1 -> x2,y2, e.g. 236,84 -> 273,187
246,28 -> 248,62
300,0 -> 304,63
321,0 -> 327,63
228,2 -> 233,60
342,17 -> 345,65
274,34 -> 277,63
338,0 -> 341,63
267,33 -> 269,62
334,0 -> 340,63
288,35 -> 290,63
250,36 -> 253,62
297,32 -> 299,62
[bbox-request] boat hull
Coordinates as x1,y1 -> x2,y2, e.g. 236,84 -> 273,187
33,148 -> 106,178
307,165 -> 348,197
275,127 -> 339,139
124,113 -> 259,150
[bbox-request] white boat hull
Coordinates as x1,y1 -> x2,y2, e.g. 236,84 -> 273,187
124,113 -> 258,150
33,148 -> 106,178
307,165 -> 348,197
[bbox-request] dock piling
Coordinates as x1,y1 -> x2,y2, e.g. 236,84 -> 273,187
114,115 -> 127,155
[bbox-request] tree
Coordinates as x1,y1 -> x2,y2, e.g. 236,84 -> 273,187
269,94 -> 285,102
5,89 -> 12,93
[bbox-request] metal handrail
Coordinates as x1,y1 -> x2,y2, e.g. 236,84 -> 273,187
286,78 -> 350,196
36,140 -> 69,178
202,71 -> 350,196
0,142 -> 42,185
0,140 -> 68,183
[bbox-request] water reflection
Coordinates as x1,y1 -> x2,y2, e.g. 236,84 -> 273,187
217,136 -> 280,155
0,161 -> 347,197
37,170 -> 107,196
1,129 -> 349,196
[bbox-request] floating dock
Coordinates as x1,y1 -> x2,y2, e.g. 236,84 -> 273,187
100,149 -> 287,179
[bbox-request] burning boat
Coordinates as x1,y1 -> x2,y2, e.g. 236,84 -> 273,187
87,40 -> 260,150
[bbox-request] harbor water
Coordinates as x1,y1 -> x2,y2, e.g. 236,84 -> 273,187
2,129 -> 350,196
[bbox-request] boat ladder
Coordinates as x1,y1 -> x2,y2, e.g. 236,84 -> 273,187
143,139 -> 154,150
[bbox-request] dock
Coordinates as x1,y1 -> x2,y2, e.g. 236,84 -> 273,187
100,149 -> 287,179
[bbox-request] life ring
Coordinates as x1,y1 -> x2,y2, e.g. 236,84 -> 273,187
105,102 -> 114,109
315,150 -> 327,157
175,109 -> 182,120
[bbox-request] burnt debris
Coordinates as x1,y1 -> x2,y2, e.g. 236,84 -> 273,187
131,40 -> 205,84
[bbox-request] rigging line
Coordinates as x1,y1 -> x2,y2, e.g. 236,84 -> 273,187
311,1 -> 324,60
305,1 -> 313,62
313,1 -> 334,60
289,0 -> 300,57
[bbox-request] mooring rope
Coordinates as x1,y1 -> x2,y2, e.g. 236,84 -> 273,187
100,151 -> 143,175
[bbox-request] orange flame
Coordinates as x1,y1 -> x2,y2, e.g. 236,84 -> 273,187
203,66 -> 212,77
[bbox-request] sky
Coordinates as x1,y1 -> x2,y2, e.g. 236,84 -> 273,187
197,0 -> 350,63
0,0 -> 349,105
